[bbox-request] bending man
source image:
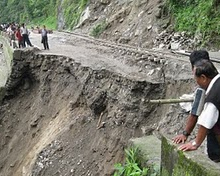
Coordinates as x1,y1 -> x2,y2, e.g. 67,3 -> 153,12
178,59 -> 220,162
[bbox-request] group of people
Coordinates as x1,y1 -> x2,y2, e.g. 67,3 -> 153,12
2,22 -> 49,50
173,50 -> 220,162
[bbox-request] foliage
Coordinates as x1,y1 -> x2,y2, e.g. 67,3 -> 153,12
62,0 -> 88,29
113,147 -> 159,176
0,0 -> 52,22
0,0 -> 57,29
31,16 -> 57,30
166,0 -> 220,46
90,21 -> 107,38
0,0 -> 88,30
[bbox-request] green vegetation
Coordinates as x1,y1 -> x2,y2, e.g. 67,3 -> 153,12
0,0 -> 88,30
0,0 -> 57,29
90,21 -> 107,38
31,16 -> 57,30
113,147 -> 159,176
161,136 -> 220,176
62,0 -> 88,29
167,0 -> 220,46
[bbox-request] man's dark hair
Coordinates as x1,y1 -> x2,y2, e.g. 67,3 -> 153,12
189,50 -> 210,67
194,59 -> 218,79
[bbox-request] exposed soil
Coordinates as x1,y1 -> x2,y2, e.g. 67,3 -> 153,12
0,31 -> 198,176
74,0 -> 166,49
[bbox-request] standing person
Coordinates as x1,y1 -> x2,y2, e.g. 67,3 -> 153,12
6,24 -> 16,47
20,23 -> 33,47
15,26 -> 23,48
173,50 -> 210,144
177,59 -> 220,162
41,25 -> 49,50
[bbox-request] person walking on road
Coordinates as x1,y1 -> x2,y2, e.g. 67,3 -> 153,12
41,25 -> 49,50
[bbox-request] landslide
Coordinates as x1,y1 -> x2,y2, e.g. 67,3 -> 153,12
0,36 -> 195,176
75,0 -> 165,48
0,0 -> 201,175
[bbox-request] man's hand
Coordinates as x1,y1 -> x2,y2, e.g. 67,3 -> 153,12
178,142 -> 198,151
172,134 -> 187,144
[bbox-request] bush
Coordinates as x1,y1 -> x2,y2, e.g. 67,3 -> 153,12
62,0 -> 89,29
90,21 -> 107,38
113,147 -> 159,176
166,0 -> 220,47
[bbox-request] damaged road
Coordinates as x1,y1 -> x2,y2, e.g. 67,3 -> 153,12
0,31 -> 204,176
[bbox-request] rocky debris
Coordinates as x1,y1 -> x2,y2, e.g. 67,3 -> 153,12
32,140 -> 64,176
74,0 -> 217,52
153,30 -> 196,51
100,0 -> 110,5
74,0 -> 165,48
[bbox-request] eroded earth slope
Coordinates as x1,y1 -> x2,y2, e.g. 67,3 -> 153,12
0,31 -> 197,176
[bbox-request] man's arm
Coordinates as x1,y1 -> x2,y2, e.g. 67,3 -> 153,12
173,87 -> 205,144
178,125 -> 208,151
172,114 -> 198,144
178,102 -> 219,151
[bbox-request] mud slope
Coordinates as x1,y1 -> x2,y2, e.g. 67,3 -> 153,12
0,45 -> 195,176
75,0 -> 165,48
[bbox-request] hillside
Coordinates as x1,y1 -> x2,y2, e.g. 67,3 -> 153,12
1,0 -> 220,50
73,0 -> 164,48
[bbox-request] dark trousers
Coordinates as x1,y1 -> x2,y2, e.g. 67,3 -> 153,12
22,34 -> 32,47
207,133 -> 220,162
42,36 -> 49,50
18,40 -> 24,48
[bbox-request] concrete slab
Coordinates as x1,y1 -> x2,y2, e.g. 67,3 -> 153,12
161,136 -> 220,176
129,135 -> 161,168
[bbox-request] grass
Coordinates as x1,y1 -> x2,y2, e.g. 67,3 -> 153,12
29,16 -> 57,30
28,0 -> 88,30
90,21 -> 107,38
166,0 -> 220,47
62,0 -> 88,29
113,147 -> 159,176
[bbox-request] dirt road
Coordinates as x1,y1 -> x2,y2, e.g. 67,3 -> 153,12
30,32 -> 154,79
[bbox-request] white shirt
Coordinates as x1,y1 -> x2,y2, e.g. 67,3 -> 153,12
41,29 -> 47,37
197,74 -> 220,129
20,27 -> 28,35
